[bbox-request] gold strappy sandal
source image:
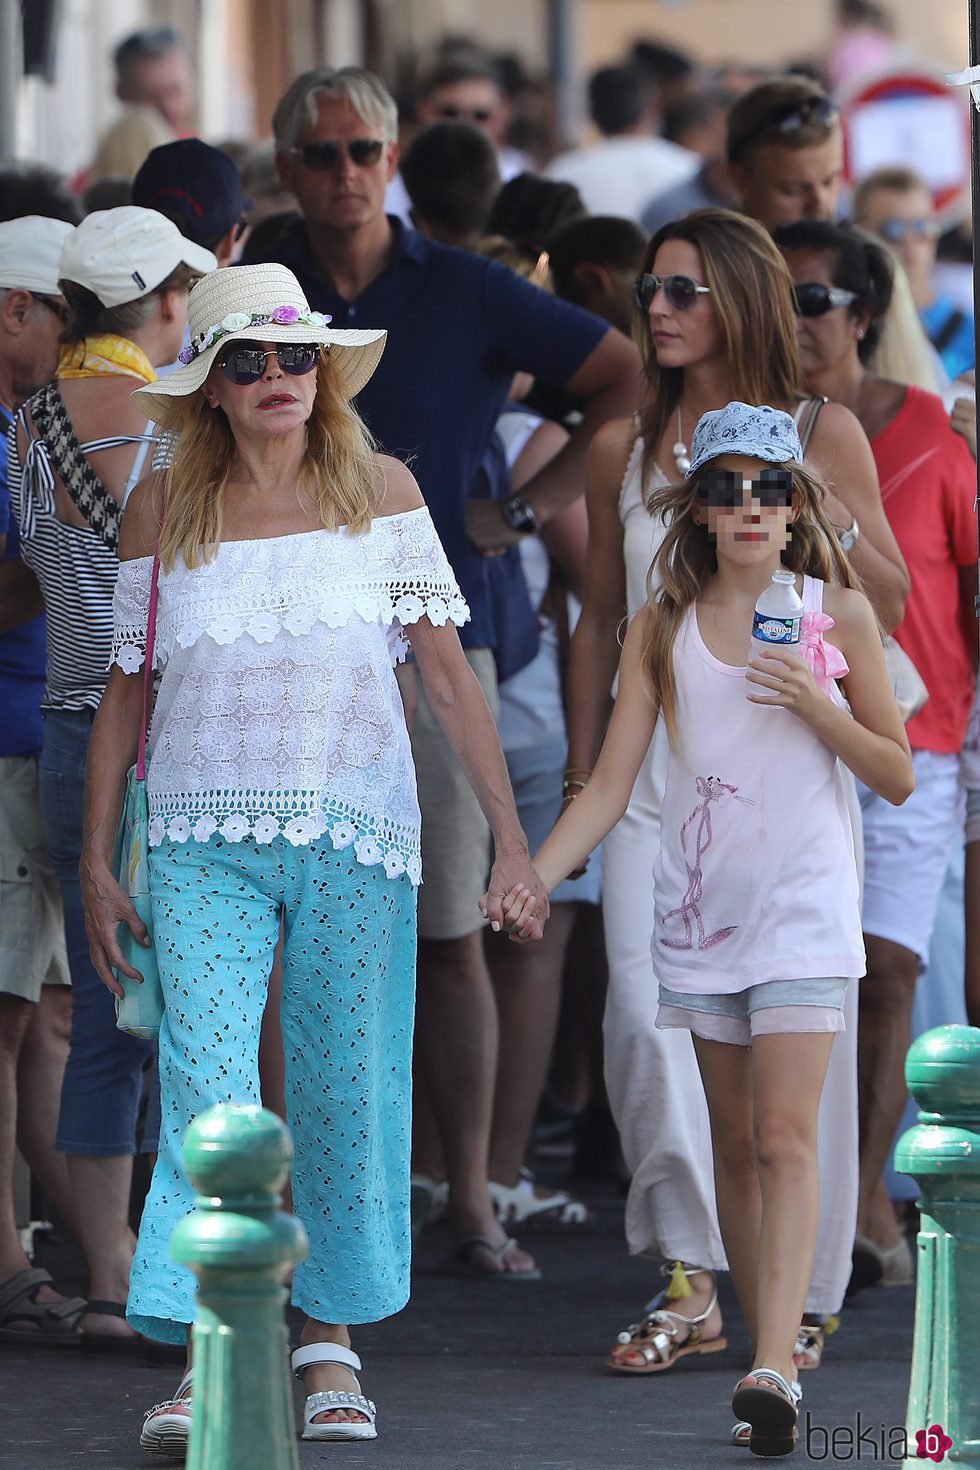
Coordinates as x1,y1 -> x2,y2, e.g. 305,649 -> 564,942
607,1262 -> 728,1374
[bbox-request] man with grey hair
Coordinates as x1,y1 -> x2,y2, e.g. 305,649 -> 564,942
257,67 -> 639,1305
0,213 -> 86,1344
113,24 -> 197,136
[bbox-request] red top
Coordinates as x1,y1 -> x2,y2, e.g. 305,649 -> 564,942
873,386 -> 978,753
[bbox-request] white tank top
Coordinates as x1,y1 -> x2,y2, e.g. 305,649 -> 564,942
652,575 -> 865,995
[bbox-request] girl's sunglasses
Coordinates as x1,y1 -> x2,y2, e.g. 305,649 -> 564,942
219,344 -> 321,386
288,138 -> 385,170
634,273 -> 712,313
792,282 -> 858,318
698,469 -> 795,509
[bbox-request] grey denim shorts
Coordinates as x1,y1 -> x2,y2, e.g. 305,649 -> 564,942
656,976 -> 850,1047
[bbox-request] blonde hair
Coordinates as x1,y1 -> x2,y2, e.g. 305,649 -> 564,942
642,458 -> 863,746
636,211 -> 803,477
159,352 -> 382,571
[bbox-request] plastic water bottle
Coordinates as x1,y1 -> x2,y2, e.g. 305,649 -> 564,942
749,569 -> 803,670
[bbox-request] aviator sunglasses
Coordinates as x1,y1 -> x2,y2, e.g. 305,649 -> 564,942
792,282 -> 858,318
634,273 -> 712,313
877,216 -> 939,244
761,95 -> 840,137
288,138 -> 386,170
698,468 -> 795,510
219,344 -> 321,386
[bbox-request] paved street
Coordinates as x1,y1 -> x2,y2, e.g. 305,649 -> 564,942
3,1166 -> 915,1470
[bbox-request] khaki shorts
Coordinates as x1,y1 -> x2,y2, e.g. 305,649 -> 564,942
411,648 -> 498,941
0,755 -> 70,1001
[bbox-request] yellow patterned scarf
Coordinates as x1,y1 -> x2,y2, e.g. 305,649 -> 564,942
57,334 -> 157,384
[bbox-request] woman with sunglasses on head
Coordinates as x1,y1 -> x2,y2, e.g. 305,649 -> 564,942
774,218 -> 978,1292
498,402 -> 913,1455
8,208 -> 214,1352
567,208 -> 907,1384
77,263 -> 547,1452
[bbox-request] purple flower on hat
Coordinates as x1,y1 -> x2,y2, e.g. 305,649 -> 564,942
177,345 -> 196,365
271,304 -> 300,325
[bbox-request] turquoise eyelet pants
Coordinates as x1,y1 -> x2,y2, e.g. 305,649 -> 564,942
128,834 -> 417,1343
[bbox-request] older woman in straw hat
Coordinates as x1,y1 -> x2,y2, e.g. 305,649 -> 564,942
79,262 -> 548,1450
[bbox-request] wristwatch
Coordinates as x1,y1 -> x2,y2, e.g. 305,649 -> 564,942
501,492 -> 540,535
837,516 -> 860,553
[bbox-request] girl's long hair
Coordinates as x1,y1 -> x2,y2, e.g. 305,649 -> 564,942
642,458 -> 864,746
159,351 -> 382,571
636,209 -> 803,474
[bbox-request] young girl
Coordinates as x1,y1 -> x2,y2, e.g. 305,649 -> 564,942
492,402 -> 913,1456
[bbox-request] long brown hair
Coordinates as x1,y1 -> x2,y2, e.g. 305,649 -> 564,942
159,351 -> 382,571
642,457 -> 863,746
636,210 -> 803,474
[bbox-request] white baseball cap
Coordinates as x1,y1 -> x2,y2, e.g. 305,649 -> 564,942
58,206 -> 216,307
0,216 -> 76,296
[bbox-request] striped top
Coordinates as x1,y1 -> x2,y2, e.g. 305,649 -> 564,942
7,411 -> 154,713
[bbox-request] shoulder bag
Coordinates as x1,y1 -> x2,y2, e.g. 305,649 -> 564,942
113,548 -> 164,1038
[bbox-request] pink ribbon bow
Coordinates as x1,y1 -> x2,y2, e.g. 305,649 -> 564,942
800,611 -> 849,694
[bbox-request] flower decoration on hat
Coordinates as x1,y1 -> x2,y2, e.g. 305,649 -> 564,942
177,305 -> 333,365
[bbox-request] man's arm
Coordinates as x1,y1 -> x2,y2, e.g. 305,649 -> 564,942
465,328 -> 641,553
0,558 -> 43,635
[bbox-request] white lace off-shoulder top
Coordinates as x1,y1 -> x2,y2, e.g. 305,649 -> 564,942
111,506 -> 469,884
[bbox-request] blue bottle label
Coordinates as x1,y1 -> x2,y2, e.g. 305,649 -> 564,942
752,611 -> 801,645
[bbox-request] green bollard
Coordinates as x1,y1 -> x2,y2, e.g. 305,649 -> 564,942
894,1025 -> 980,1467
170,1103 -> 309,1470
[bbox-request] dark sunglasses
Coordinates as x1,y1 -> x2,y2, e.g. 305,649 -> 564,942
877,216 -> 939,244
792,282 -> 858,318
762,95 -> 840,137
698,469 -> 795,509
634,273 -> 712,313
287,138 -> 386,170
219,343 -> 321,386
436,105 -> 493,123
30,292 -> 69,326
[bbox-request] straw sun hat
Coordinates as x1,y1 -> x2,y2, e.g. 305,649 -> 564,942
132,262 -> 386,429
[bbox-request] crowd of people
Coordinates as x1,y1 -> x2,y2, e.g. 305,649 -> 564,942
1,4 -> 977,1460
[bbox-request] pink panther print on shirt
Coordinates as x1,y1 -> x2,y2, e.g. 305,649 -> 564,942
661,775 -> 753,951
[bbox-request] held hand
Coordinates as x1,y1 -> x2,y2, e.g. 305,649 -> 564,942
479,849 -> 550,942
465,499 -> 522,556
746,650 -> 824,722
80,858 -> 150,1000
498,884 -> 542,943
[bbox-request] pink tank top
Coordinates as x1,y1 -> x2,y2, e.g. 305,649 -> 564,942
653,575 -> 865,995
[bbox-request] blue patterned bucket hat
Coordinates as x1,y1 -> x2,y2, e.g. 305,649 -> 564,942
687,401 -> 802,478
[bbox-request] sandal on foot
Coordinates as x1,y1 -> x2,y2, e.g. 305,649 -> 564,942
733,1381 -> 802,1447
452,1234 -> 542,1280
607,1263 -> 727,1374
82,1299 -> 144,1355
793,1314 -> 838,1372
140,1368 -> 193,1457
292,1343 -> 377,1442
0,1267 -> 86,1347
488,1168 -> 591,1227
731,1368 -> 799,1457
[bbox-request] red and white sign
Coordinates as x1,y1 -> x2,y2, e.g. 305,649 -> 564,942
841,68 -> 971,220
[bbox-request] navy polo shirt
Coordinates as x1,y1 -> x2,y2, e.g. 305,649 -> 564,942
258,219 -> 607,647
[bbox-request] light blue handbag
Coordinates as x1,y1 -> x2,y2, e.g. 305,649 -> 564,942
113,549 -> 163,1039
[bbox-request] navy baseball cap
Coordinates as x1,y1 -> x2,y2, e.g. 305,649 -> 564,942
132,139 -> 250,250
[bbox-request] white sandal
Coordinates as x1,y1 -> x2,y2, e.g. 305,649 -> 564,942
732,1378 -> 802,1447
488,1168 -> 590,1226
291,1343 -> 377,1442
731,1368 -> 800,1456
140,1368 -> 194,1458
